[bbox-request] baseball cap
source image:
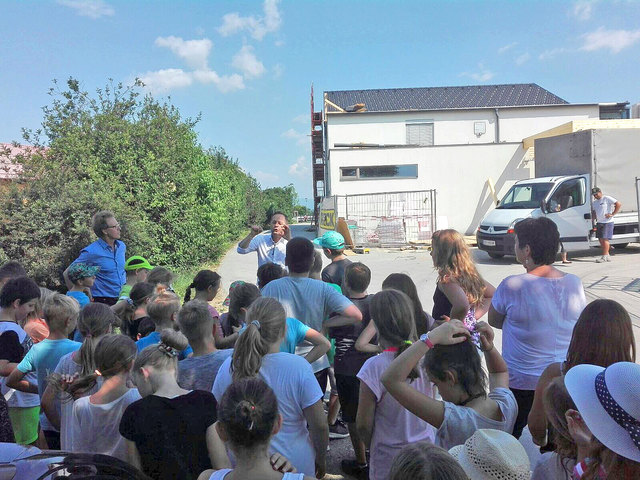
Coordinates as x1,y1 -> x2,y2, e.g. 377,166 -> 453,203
591,187 -> 602,195
313,231 -> 346,250
223,280 -> 246,307
125,256 -> 153,271
68,263 -> 100,283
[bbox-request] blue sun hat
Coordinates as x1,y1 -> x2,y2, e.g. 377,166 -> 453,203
313,231 -> 346,250
68,263 -> 100,283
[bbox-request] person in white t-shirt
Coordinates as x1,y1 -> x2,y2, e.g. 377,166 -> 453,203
237,212 -> 290,268
591,187 -> 621,263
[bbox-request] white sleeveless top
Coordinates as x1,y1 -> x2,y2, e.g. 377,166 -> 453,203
209,470 -> 305,480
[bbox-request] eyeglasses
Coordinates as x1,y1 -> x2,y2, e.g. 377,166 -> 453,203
105,224 -> 121,230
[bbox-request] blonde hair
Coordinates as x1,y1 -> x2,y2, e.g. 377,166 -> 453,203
76,303 -> 116,377
232,297 -> 286,381
43,293 -> 80,331
177,300 -> 213,342
431,229 -> 486,307
134,329 -> 188,372
146,291 -> 180,327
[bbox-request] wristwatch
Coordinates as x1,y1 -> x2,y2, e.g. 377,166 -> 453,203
419,333 -> 435,349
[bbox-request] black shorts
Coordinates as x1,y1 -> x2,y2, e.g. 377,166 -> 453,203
315,368 -> 329,393
335,374 -> 360,423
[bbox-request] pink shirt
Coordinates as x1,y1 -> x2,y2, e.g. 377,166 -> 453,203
357,351 -> 436,480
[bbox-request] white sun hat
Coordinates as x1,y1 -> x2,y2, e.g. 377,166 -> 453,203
448,429 -> 531,480
564,361 -> 640,463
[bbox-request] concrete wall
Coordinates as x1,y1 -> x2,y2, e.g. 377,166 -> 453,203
327,143 -> 532,235
325,104 -> 599,147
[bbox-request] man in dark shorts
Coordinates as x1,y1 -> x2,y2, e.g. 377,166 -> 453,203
591,187 -> 621,263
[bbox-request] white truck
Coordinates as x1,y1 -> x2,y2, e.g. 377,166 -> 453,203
477,128 -> 640,258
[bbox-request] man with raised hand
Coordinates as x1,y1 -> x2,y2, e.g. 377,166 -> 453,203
237,212 -> 290,268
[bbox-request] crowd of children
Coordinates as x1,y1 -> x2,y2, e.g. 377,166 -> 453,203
1,212 -> 640,480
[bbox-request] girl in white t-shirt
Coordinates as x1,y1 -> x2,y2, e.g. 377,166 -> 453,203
68,334 -> 139,461
382,318 -> 518,451
212,297 -> 328,478
355,289 -> 437,480
199,377 -> 314,480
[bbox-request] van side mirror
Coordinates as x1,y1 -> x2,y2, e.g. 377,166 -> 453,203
540,199 -> 547,214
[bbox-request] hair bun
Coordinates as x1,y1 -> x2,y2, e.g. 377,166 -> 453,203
237,399 -> 259,431
159,329 -> 189,352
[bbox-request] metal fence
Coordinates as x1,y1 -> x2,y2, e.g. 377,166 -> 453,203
335,190 -> 437,247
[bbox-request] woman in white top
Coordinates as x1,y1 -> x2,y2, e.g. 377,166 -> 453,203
69,334 -> 140,461
199,377 -> 313,480
489,217 -> 586,438
212,297 -> 328,478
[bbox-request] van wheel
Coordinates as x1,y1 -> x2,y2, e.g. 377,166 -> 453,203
488,253 -> 504,259
614,243 -> 629,249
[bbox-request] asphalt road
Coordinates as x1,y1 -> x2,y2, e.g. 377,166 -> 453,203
214,224 -> 640,479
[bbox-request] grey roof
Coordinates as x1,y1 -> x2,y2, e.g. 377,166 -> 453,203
325,83 -> 569,113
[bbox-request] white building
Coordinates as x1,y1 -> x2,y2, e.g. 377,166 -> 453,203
321,83 -> 615,236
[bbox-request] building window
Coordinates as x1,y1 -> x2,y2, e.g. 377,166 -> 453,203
406,123 -> 434,146
340,165 -> 418,180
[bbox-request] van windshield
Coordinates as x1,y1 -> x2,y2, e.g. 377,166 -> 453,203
497,183 -> 553,209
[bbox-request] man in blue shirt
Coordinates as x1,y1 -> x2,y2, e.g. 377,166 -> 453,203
64,211 -> 126,305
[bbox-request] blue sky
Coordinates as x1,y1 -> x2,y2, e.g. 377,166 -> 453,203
2,0 -> 639,205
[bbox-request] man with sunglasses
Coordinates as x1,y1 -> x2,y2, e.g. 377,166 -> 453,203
64,211 -> 126,305
591,187 -> 622,263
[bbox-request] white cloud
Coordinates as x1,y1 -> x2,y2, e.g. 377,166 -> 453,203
538,47 -> 568,60
272,63 -> 284,79
57,0 -> 114,18
138,69 -> 193,94
192,70 -> 245,93
288,156 -> 309,177
155,36 -> 213,70
218,0 -> 282,41
515,52 -> 531,65
254,170 -> 279,184
231,46 -> 266,79
275,39 -> 285,47
282,128 -> 308,146
461,64 -> 495,82
580,27 -> 640,53
498,42 -> 517,54
571,1 -> 594,21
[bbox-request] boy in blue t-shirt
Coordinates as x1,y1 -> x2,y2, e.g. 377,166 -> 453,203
7,293 -> 81,449
65,263 -> 100,308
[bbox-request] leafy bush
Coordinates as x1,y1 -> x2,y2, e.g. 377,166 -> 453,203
0,78 -> 294,288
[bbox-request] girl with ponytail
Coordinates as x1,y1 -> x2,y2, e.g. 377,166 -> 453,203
70,334 -> 139,461
184,269 -> 223,346
42,303 -> 115,450
199,378 -> 314,480
119,329 -> 229,480
213,297 -> 329,478
354,289 -> 437,480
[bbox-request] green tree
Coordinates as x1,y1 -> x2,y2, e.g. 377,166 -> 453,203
0,78 -> 263,288
261,184 -> 297,226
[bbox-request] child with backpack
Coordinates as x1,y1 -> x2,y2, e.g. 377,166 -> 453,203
69,334 -> 140,461
120,329 -> 229,480
0,276 -> 42,445
198,377 -> 314,480
7,293 -> 81,449
355,289 -> 436,480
